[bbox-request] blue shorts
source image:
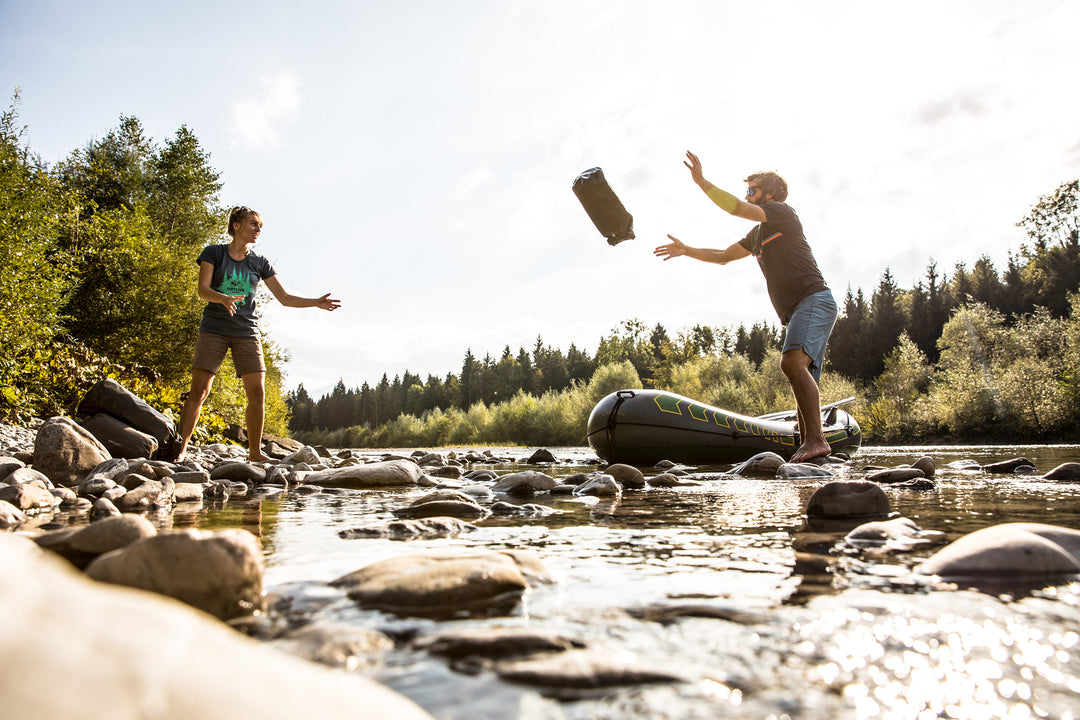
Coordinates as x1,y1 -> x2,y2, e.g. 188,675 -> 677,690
782,290 -> 837,383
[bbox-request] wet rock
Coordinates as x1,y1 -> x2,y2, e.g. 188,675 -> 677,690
492,470 -> 558,496
86,457 -> 131,480
304,459 -> 424,488
0,499 -> 27,528
891,477 -> 937,490
1043,463 -> 1080,482
415,451 -> 444,467
414,626 -> 584,659
393,500 -> 489,520
51,486 -> 78,506
339,517 -> 477,540
170,469 -> 211,484
2,464 -> 44,487
459,484 -> 495,502
573,473 -> 622,497
912,456 -> 936,477
0,456 -> 25,482
866,467 -> 926,484
332,551 -> 547,618
982,457 -> 1036,474
86,528 -> 265,620
806,481 -> 891,518
0,482 -> 59,511
271,620 -> 394,670
844,517 -> 926,547
174,482 -> 207,503
646,473 -> 702,488
526,448 -> 559,464
946,459 -> 982,471
654,460 -> 676,470
90,497 -> 122,520
114,477 -> 174,511
411,489 -> 481,506
604,463 -> 645,489
211,461 -> 266,484
464,469 -> 498,481
490,501 -> 560,517
35,513 -> 157,569
778,462 -> 835,479
426,465 -> 463,479
0,534 -> 435,720
81,412 -> 158,459
916,522 -> 1080,578
626,603 -> 769,625
730,452 -> 786,476
492,649 -> 684,694
78,473 -> 118,497
31,416 -> 111,487
281,445 -> 321,466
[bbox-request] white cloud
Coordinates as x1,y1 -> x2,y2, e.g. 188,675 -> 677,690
229,71 -> 302,150
453,168 -> 494,198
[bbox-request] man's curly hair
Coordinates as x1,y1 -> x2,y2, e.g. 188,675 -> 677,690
744,171 -> 788,202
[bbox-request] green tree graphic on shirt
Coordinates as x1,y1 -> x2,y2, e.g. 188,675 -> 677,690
220,267 -> 253,305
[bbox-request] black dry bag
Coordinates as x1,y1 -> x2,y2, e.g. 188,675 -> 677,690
572,167 -> 634,246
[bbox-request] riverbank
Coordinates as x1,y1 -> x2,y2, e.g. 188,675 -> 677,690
5,415 -> 1080,718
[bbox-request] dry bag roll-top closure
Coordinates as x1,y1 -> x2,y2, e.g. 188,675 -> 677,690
572,167 -> 635,246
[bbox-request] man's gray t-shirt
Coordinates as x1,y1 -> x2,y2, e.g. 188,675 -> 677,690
196,244 -> 276,337
738,201 -> 827,324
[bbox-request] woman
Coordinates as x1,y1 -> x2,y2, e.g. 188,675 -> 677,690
177,206 -> 340,461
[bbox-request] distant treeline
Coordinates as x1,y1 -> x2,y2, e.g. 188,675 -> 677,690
290,178 -> 1080,446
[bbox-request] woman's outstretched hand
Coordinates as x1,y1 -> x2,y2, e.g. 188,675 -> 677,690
316,293 -> 341,311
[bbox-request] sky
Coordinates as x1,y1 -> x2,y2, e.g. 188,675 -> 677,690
3,0 -> 1079,398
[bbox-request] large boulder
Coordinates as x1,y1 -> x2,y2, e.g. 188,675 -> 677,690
916,522 -> 1080,578
86,528 -> 264,620
304,459 -> 423,488
0,534 -> 434,720
32,416 -> 111,487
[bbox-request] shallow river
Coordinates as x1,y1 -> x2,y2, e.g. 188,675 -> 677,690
183,445 -> 1080,719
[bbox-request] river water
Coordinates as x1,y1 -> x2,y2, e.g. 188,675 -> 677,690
181,444 -> 1080,719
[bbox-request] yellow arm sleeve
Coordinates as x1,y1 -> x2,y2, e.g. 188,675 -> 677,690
705,185 -> 739,214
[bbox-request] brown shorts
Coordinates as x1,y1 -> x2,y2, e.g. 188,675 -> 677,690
192,332 -> 265,376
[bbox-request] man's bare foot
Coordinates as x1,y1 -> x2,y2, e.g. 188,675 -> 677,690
248,451 -> 273,463
791,441 -> 831,464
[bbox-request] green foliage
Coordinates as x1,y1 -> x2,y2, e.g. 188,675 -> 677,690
57,118 -> 221,386
864,333 -> 932,441
0,94 -> 79,419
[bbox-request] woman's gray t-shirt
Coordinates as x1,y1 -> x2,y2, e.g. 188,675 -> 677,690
196,244 -> 276,337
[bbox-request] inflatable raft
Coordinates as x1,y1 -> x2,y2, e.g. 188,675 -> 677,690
586,389 -> 861,466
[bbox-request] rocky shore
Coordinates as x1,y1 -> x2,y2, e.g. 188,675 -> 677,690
4,415 -> 1080,718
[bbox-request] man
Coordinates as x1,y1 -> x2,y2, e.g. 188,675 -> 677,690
654,151 -> 837,463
